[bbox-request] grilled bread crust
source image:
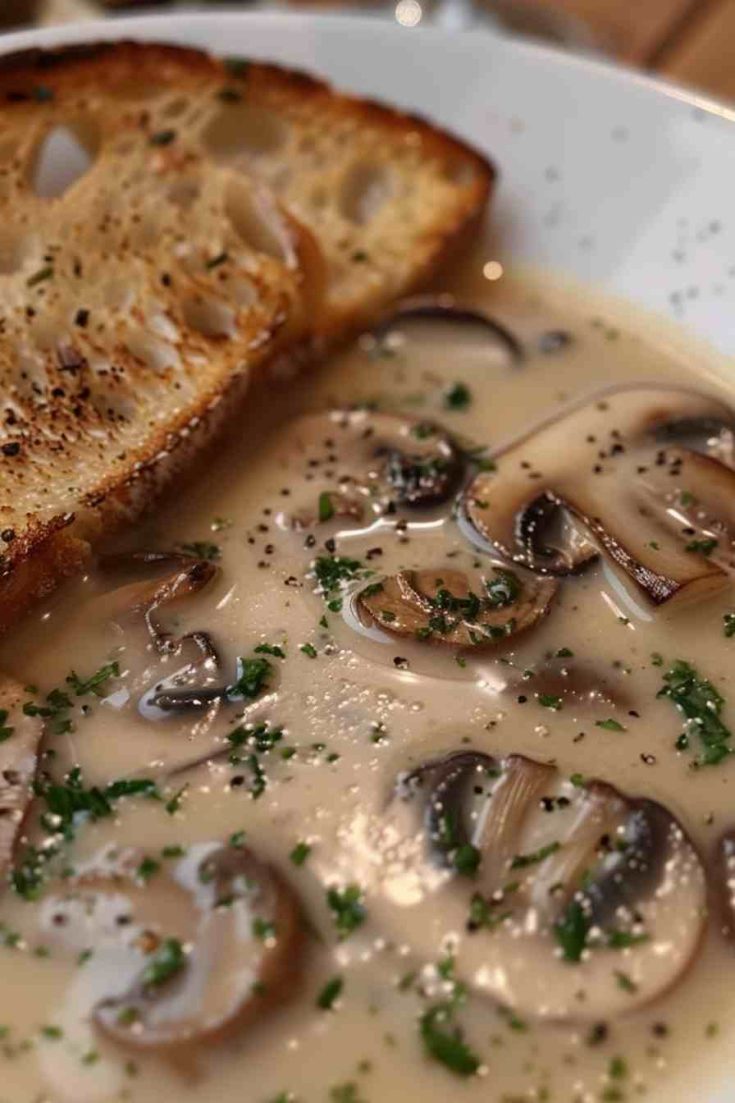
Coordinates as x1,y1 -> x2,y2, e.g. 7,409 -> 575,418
0,41 -> 494,630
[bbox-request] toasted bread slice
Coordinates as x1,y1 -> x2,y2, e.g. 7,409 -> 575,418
0,42 -> 493,335
0,42 -> 493,630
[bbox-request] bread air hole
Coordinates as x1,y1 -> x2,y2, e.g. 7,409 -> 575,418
29,121 -> 99,200
225,176 -> 294,265
202,103 -> 288,161
182,296 -> 236,340
340,161 -> 392,225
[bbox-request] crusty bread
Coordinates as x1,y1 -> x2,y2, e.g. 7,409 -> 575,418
0,41 -> 493,630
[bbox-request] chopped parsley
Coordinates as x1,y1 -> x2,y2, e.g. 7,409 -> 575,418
289,841 -> 311,866
136,857 -> 160,883
66,662 -> 119,697
419,1003 -> 481,1077
510,841 -> 560,869
12,769 -> 159,899
658,659 -> 732,765
227,656 -> 273,701
316,976 -> 344,1010
595,718 -> 626,732
300,643 -> 317,659
314,555 -> 365,596
724,614 -> 735,638
178,540 -> 220,561
453,843 -> 481,876
554,899 -> 590,963
685,537 -> 718,556
165,784 -> 188,815
318,492 -> 335,523
254,643 -> 286,659
444,382 -> 472,410
326,884 -> 366,939
607,929 -> 649,949
538,694 -> 563,711
485,568 -> 521,608
614,969 -> 638,994
141,938 -> 186,988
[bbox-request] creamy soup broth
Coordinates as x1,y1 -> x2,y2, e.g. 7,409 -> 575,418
1,241 -> 734,1103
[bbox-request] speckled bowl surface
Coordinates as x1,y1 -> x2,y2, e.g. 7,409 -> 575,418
2,11 -> 735,1099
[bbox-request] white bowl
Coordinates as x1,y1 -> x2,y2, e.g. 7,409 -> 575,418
2,12 -> 734,1100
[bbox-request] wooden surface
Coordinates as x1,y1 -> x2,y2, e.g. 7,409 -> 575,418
550,0 -> 735,102
27,0 -> 735,105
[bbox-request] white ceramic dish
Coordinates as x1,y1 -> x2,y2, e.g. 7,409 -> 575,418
1,12 -> 734,1100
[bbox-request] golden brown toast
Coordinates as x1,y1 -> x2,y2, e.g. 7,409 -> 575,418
0,41 -> 494,630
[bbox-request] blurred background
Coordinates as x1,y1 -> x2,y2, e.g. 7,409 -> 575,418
5,0 -> 735,103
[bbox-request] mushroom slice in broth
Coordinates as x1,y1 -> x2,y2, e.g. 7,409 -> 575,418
372,752 -> 706,1021
42,843 -> 303,1053
95,552 -> 226,719
355,567 -> 557,649
372,295 -> 525,364
464,384 -> 735,604
283,408 -> 466,522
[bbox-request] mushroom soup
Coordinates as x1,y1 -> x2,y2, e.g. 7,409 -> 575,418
1,249 -> 735,1103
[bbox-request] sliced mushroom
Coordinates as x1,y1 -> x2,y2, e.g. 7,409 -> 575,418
0,675 -> 43,883
464,384 -> 735,604
509,657 -> 632,711
99,551 -> 218,656
372,296 -> 524,364
355,566 -> 557,649
713,829 -> 735,942
289,490 -> 366,530
97,551 -> 224,718
285,408 -> 465,517
43,842 -> 303,1052
371,751 -> 706,1021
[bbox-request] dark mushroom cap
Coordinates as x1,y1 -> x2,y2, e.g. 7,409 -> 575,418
284,408 -> 466,516
356,566 -> 557,649
372,295 -> 524,364
371,751 -> 706,1021
464,384 -> 735,604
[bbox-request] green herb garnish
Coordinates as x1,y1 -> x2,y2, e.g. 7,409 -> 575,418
227,656 -> 272,700
178,540 -> 221,561
290,841 -> 311,866
317,976 -> 344,1010
510,841 -> 560,869
554,899 -> 590,963
595,718 -> 626,732
419,1003 -> 481,1077
658,659 -> 732,765
318,492 -> 335,523
66,662 -> 119,697
326,884 -> 366,939
685,537 -> 718,556
141,938 -> 186,988
444,382 -> 472,410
